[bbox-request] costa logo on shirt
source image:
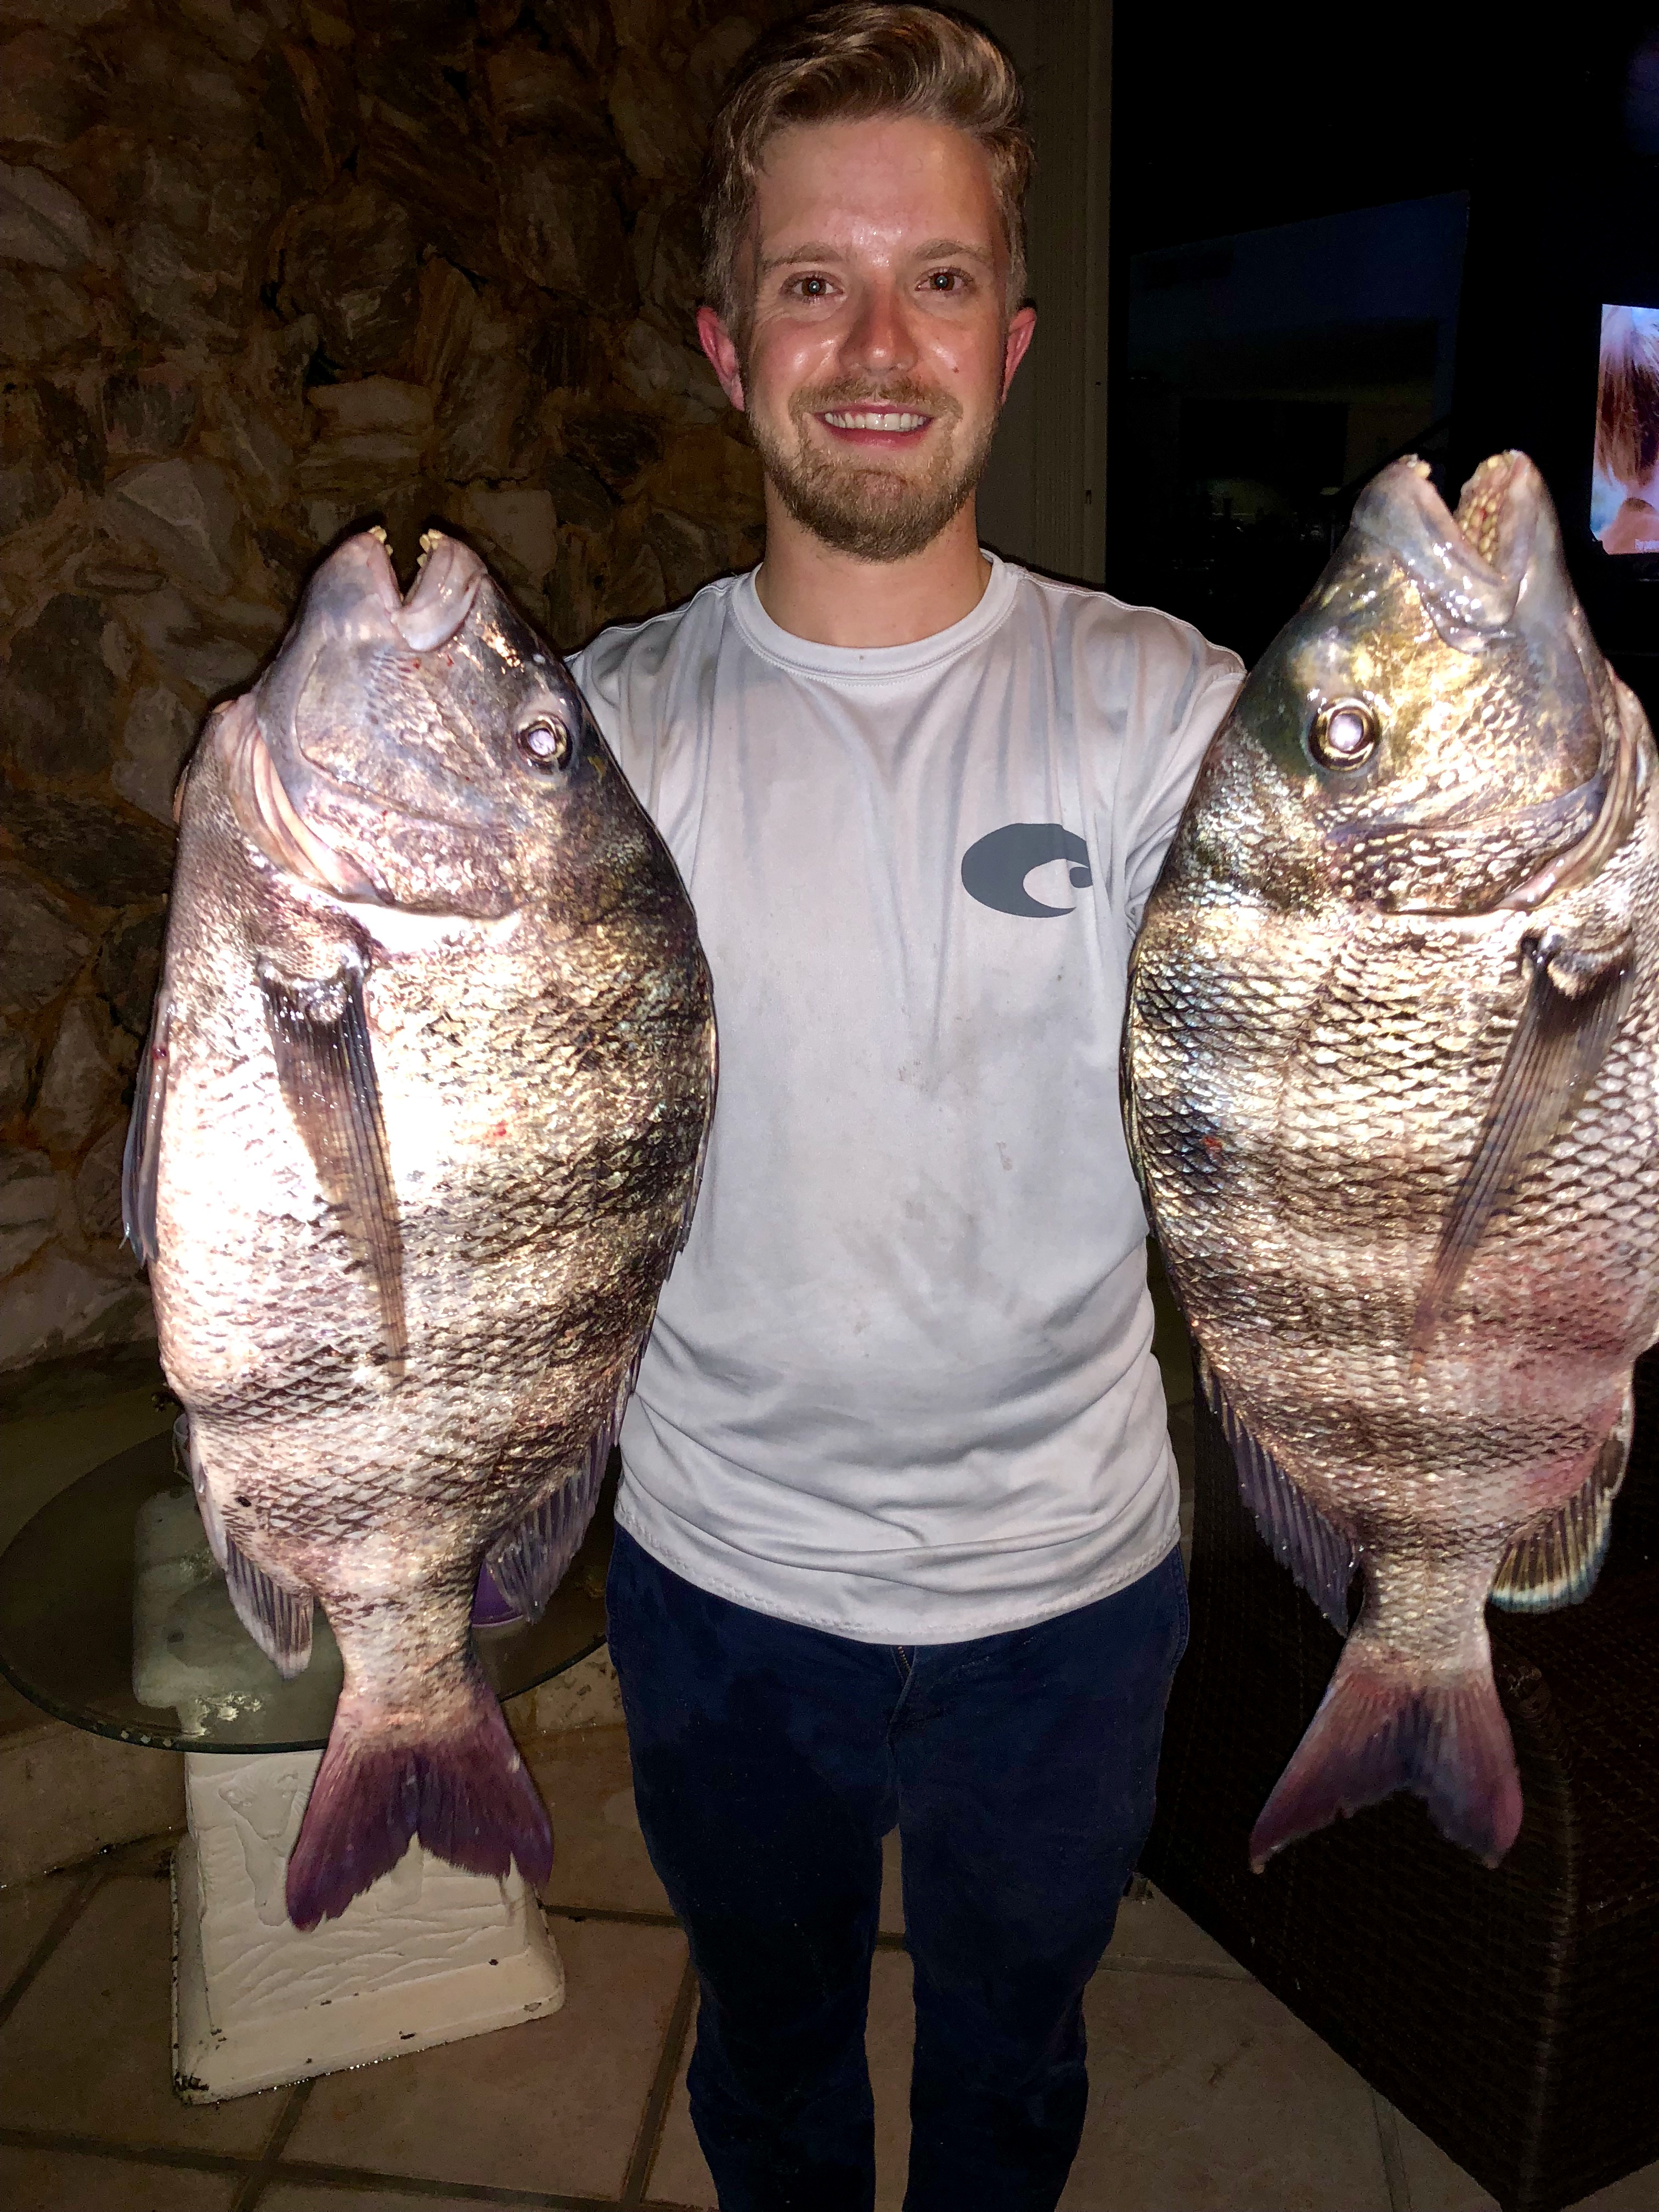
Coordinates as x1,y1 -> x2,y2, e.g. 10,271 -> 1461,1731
960,823 -> 1093,917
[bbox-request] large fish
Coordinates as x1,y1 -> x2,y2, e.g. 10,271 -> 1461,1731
1125,452 -> 1659,1869
124,528 -> 715,1927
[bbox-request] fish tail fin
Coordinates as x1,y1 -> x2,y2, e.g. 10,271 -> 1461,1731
285,1668 -> 552,1930
1249,1643 -> 1522,1872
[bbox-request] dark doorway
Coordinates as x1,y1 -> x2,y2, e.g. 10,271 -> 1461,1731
1111,195 -> 1466,665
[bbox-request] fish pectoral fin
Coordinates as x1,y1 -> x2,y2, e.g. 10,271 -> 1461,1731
1491,1398 -> 1632,1612
258,961 -> 408,1378
1204,1356 -> 1357,1633
121,985 -> 172,1265
485,1341 -> 640,1621
222,1530 -> 314,1678
1413,925 -> 1635,1348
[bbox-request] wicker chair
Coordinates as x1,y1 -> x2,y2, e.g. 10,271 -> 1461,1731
1142,1348 -> 1659,2212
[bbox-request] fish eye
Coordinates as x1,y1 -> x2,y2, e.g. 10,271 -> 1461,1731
1308,698 -> 1380,771
517,719 -> 572,772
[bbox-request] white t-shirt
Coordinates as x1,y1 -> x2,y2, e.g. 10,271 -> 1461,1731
571,555 -> 1242,1643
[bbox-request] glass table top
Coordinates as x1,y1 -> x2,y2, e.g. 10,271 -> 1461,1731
0,1431 -> 613,1755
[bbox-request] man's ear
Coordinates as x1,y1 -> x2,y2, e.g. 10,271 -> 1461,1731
697,306 -> 747,411
1002,306 -> 1036,402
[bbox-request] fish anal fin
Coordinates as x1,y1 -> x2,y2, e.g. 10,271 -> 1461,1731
1491,1401 -> 1632,1612
223,1529 -> 314,1678
259,961 -> 407,1378
1204,1361 -> 1357,1633
483,1341 -> 641,1623
121,985 -> 172,1265
1413,926 -> 1634,1347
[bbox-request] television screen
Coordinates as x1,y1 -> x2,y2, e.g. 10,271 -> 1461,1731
1592,304 -> 1659,555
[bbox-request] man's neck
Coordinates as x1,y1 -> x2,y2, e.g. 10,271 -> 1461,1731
752,492 -> 991,648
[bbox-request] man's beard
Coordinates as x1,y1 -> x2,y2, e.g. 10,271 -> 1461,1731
746,373 -> 1001,562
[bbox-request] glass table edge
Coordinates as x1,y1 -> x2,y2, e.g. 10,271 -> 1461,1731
0,1626 -> 610,1756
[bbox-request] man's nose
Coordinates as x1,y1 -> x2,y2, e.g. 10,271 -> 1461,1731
839,278 -> 917,376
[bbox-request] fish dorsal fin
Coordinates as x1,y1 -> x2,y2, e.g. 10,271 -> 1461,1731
485,1340 -> 643,1622
1413,926 -> 1635,1350
1490,1398 -> 1632,1612
258,961 -> 407,1380
121,985 -> 172,1265
1202,1355 -> 1357,1633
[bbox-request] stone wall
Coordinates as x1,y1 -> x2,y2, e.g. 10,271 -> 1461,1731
0,0 -> 781,1379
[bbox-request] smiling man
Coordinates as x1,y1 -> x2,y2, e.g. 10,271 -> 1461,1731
568,10 -> 1242,2209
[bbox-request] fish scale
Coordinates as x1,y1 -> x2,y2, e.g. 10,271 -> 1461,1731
1126,452 -> 1659,1869
126,528 -> 714,1927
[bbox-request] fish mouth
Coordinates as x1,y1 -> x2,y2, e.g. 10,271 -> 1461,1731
362,525 -> 485,654
1350,451 -> 1566,645
1342,452 -> 1645,913
226,528 -> 505,902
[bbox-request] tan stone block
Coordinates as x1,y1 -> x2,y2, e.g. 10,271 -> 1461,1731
31,997 -> 132,1155
450,486 -> 558,590
508,1644 -> 625,1741
406,258 -> 477,397
0,1717 -> 183,1886
644,424 -> 765,531
0,1243 -> 154,1373
307,376 -> 434,439
608,53 -> 703,184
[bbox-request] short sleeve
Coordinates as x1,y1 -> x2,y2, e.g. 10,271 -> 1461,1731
567,623 -> 648,789
1117,646 -> 1243,935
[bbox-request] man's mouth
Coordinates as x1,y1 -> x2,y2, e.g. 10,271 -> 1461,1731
815,407 -> 935,445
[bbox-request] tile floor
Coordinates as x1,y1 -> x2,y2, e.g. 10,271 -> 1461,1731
4,1328 -> 1655,2209
3,1722 -> 1656,2212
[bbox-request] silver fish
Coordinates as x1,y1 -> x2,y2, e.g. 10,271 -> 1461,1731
125,528 -> 715,1927
1125,452 -> 1659,1868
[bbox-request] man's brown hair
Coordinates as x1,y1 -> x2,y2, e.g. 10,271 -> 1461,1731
1596,306 -> 1659,491
702,4 -> 1032,337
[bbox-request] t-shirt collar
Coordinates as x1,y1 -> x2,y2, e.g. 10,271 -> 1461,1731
732,553 -> 1018,681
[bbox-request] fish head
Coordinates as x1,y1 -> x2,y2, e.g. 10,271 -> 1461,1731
1184,453 -> 1624,916
227,529 -> 634,920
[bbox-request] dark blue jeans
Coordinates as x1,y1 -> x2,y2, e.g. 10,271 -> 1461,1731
605,1526 -> 1189,2212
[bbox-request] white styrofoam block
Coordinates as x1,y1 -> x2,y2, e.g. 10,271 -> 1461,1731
172,1748 -> 564,2103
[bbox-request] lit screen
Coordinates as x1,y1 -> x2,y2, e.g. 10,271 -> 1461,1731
1593,304 -> 1659,555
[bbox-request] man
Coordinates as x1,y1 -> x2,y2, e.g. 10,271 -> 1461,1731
569,9 -> 1242,2208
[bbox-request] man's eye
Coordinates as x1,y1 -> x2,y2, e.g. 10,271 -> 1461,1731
790,275 -> 833,300
926,269 -> 968,292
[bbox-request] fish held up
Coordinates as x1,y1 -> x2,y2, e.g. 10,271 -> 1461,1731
125,527 -> 715,1928
1125,451 -> 1659,1870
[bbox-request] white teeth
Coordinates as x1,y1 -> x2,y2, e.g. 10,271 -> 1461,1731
821,410 -> 928,432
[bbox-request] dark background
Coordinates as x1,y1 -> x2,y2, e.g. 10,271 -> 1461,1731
1105,1 -> 1659,711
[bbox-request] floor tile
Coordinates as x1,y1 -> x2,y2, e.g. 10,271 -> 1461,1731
645,1945 -> 915,2211
1057,1967 -> 1391,2211
867,1948 -> 915,2211
1391,2107 -> 1659,2212
529,1723 -> 672,1916
1103,1880 -> 1251,1978
285,1916 -> 686,2198
1572,2161 -> 1659,2210
0,1869 -> 82,1996
0,1871 -> 284,2154
257,2185 -> 488,2211
879,1829 -> 904,1934
0,2143 -> 238,2211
